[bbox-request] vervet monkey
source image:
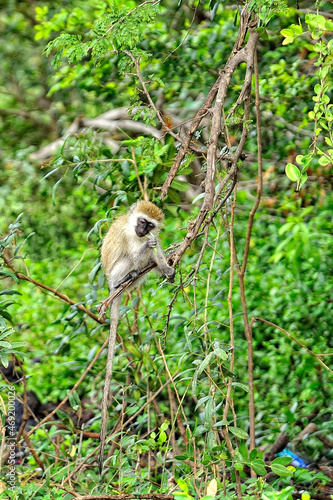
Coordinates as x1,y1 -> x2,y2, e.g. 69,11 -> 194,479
99,200 -> 175,473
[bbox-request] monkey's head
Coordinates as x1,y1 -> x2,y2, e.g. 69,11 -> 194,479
129,201 -> 164,238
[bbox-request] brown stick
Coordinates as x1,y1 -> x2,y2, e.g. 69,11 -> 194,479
265,432 -> 289,462
3,254 -> 102,325
160,77 -> 222,200
21,429 -> 45,470
293,423 -> 333,448
164,24 -> 260,267
241,48 -> 263,276
161,6 -> 256,200
236,48 -> 264,456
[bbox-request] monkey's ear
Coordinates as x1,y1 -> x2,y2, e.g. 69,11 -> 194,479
129,203 -> 137,214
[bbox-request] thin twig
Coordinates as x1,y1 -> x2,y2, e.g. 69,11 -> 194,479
250,317 -> 333,375
131,147 -> 148,200
163,2 -> 198,62
123,50 -> 181,143
3,254 -> 103,325
236,48 -> 263,456
104,0 -> 162,36
241,49 -> 263,276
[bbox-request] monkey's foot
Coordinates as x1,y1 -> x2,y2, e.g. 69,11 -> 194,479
97,297 -> 113,320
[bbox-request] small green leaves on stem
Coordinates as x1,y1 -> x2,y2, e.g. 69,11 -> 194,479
285,159 -> 308,192
282,13 -> 333,190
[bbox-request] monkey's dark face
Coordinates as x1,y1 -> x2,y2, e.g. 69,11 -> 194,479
135,217 -> 155,237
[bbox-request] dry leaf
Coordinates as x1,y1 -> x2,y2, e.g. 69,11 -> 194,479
206,478 -> 217,497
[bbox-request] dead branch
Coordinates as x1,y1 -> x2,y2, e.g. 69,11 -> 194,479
293,423 -> 333,449
161,6 -> 258,200
161,10 -> 259,268
82,118 -> 162,139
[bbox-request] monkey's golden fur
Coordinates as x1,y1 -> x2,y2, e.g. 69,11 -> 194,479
135,200 -> 164,222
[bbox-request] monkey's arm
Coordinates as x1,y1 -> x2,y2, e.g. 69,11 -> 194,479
152,242 -> 176,281
132,240 -> 154,266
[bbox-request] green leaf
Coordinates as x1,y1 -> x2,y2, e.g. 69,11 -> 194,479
173,493 -> 193,500
123,341 -> 142,359
0,352 -> 9,367
318,155 -> 330,166
41,168 -> 59,180
271,463 -> 293,477
214,347 -> 228,361
174,455 -> 189,461
194,425 -> 208,436
285,163 -> 300,181
204,397 -> 214,423
0,341 -> 11,347
0,311 -> 12,322
325,19 -> 333,30
171,179 -> 190,192
167,188 -> 182,204
271,456 -> 292,466
290,23 -> 303,36
280,29 -> 294,38
282,37 -> 294,45
0,290 -> 21,296
67,390 -> 80,411
228,426 -> 249,439
232,382 -> 251,393
197,352 -> 214,376
234,462 -> 244,471
52,178 -> 62,205
250,459 -> 267,476
177,479 -> 189,493
239,441 -> 248,461
0,270 -> 19,283
212,420 -> 228,428
259,29 -> 269,40
298,172 -> 308,190
159,430 -> 167,443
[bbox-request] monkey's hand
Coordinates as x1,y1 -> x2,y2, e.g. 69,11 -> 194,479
147,237 -> 157,248
164,265 -> 176,282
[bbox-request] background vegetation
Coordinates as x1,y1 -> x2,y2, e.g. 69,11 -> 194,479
0,1 -> 332,499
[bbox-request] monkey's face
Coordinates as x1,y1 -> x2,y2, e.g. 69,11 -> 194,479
135,217 -> 155,237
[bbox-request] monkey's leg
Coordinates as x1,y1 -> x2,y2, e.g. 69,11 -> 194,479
114,270 -> 139,287
98,270 -> 139,319
99,295 -> 121,474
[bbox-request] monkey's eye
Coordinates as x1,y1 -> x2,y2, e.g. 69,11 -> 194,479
139,218 -> 146,225
148,222 -> 155,230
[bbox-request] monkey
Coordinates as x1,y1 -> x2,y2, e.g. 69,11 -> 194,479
98,200 -> 175,473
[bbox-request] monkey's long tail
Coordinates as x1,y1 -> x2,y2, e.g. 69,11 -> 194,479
98,296 -> 121,475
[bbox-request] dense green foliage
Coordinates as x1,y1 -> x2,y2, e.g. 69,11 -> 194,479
0,1 -> 332,499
